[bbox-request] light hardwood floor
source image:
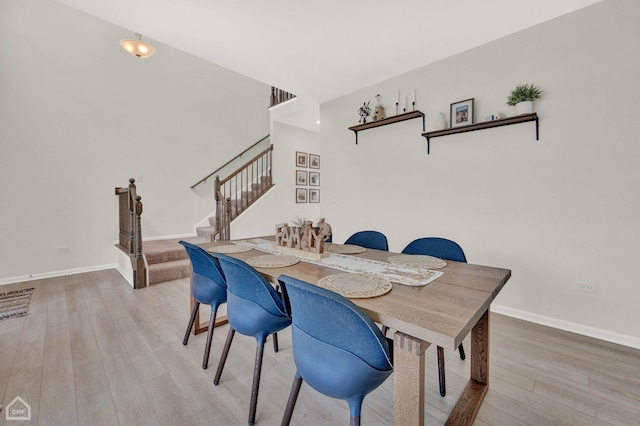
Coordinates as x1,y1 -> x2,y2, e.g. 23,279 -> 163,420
0,270 -> 638,425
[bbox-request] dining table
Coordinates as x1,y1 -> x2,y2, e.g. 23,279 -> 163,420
195,236 -> 511,425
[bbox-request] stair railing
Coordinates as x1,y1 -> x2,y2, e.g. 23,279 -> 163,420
270,86 -> 296,107
191,135 -> 270,190
114,178 -> 146,289
214,144 -> 274,240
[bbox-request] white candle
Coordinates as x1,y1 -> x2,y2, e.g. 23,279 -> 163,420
396,90 -> 399,104
413,89 -> 417,104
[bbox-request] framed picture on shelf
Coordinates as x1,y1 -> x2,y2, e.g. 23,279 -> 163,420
296,188 -> 307,203
309,171 -> 320,186
309,189 -> 320,203
296,151 -> 308,168
309,154 -> 320,169
450,98 -> 474,128
296,170 -> 308,186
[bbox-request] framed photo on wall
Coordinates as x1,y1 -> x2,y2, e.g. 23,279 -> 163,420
296,188 -> 307,203
309,171 -> 320,186
296,151 -> 308,168
296,170 -> 308,186
309,154 -> 320,169
309,189 -> 320,203
450,98 -> 474,128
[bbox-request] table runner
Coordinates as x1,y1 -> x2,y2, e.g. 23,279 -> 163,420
232,238 -> 443,287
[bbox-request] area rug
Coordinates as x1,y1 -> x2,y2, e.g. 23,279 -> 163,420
0,288 -> 34,321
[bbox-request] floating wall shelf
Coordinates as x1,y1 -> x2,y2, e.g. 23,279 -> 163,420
348,110 -> 425,144
421,113 -> 539,154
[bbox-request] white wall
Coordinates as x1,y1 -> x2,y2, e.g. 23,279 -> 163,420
0,0 -> 269,280
318,0 -> 640,344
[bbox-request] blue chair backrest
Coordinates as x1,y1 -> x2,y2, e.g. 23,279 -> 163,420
344,230 -> 389,251
279,275 -> 392,371
179,241 -> 227,304
401,237 -> 467,262
214,253 -> 287,317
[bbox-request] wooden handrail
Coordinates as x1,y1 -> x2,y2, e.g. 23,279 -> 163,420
219,145 -> 273,185
190,134 -> 270,189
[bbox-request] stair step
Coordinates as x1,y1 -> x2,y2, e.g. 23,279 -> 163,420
196,225 -> 218,240
143,237 -> 207,264
148,259 -> 191,284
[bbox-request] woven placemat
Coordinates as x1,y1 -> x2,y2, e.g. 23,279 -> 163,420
387,254 -> 447,269
325,243 -> 366,254
246,254 -> 300,268
317,273 -> 392,299
207,244 -> 253,254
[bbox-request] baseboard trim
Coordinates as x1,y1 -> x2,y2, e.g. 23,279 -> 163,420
491,304 -> 640,350
0,264 -> 120,286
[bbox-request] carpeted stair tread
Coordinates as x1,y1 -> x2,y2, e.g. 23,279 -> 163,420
196,225 -> 218,240
144,237 -> 207,264
149,259 -> 191,284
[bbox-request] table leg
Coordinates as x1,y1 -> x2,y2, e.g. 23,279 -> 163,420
393,332 -> 430,426
445,309 -> 490,425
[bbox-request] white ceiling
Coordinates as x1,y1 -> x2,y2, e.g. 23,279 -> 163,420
55,0 -> 601,104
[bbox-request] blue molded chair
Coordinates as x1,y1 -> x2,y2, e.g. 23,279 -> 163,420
278,275 -> 393,426
401,237 -> 467,397
344,230 -> 389,251
212,253 -> 292,426
179,241 -> 228,370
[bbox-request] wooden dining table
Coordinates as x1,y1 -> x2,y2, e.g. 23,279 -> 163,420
196,236 -> 511,425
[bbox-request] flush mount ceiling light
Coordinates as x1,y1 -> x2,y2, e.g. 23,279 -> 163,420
119,33 -> 155,58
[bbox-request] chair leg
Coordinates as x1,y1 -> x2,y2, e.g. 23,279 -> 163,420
458,343 -> 466,360
202,307 -> 218,369
248,341 -> 266,426
281,375 -> 303,426
214,328 -> 235,385
381,325 -> 389,336
273,333 -> 279,353
183,301 -> 200,345
437,346 -> 446,397
347,395 -> 364,426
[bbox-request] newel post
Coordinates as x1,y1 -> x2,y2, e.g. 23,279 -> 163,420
127,178 -> 136,254
214,176 -> 221,233
133,195 -> 146,289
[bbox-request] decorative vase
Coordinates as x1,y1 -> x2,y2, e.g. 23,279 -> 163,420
515,101 -> 533,115
436,112 -> 448,130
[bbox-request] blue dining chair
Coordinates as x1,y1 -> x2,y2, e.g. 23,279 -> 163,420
401,237 -> 467,397
344,230 -> 389,251
278,275 -> 393,426
212,253 -> 292,426
179,241 -> 227,370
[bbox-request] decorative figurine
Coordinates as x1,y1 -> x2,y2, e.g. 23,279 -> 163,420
372,94 -> 386,121
358,101 -> 371,124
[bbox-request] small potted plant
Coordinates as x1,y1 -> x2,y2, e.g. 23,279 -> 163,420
506,83 -> 543,115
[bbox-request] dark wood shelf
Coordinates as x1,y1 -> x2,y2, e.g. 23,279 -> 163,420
348,110 -> 425,144
421,113 -> 539,154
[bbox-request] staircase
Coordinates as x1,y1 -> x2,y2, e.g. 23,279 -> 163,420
143,142 -> 274,285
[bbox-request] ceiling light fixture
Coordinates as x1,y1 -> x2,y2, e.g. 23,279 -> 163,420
119,33 -> 155,58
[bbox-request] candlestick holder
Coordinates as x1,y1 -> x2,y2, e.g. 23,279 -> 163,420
395,102 -> 399,115
412,101 -> 416,111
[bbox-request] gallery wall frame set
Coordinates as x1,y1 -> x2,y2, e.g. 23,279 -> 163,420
295,151 -> 320,202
